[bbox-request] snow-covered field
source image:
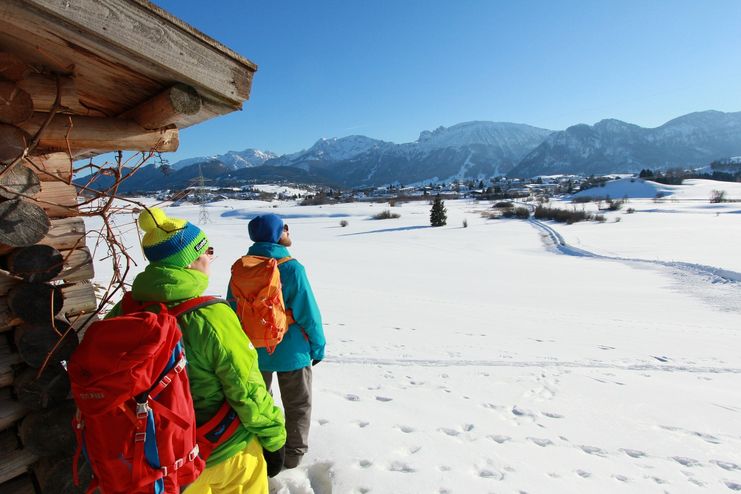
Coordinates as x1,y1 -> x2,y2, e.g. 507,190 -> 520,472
90,179 -> 741,493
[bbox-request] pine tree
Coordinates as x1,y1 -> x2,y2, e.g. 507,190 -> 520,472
430,195 -> 447,227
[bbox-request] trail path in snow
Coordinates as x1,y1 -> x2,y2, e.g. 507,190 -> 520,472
528,217 -> 741,313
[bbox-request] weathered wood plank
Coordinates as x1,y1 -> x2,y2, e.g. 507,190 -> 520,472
0,473 -> 36,494
0,397 -> 27,431
0,272 -> 21,297
2,0 -> 255,107
0,448 -> 38,485
24,152 -> 73,183
0,81 -> 34,125
29,180 -> 78,219
17,113 -> 179,155
0,52 -> 31,81
0,342 -> 22,388
61,281 -> 98,316
56,247 -> 94,283
38,217 -> 86,251
17,72 -> 90,115
0,298 -> 22,333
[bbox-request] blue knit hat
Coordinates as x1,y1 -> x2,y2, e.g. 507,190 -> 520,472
248,214 -> 284,243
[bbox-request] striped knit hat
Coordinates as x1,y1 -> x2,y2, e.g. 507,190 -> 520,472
138,207 -> 209,267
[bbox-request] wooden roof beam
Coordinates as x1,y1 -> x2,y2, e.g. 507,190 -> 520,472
1,0 -> 256,108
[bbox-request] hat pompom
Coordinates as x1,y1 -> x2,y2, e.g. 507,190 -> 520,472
139,207 -> 168,233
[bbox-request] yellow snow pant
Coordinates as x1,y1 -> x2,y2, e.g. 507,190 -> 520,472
184,438 -> 267,494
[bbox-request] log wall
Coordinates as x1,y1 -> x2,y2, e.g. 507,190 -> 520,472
0,56 -> 99,494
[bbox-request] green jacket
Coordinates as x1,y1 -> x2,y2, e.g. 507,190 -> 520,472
108,264 -> 286,466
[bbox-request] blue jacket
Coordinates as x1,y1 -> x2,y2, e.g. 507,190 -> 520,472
227,242 -> 325,372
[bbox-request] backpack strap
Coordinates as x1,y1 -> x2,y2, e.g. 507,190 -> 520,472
195,401 -> 241,461
169,296 -> 228,318
277,256 -> 293,265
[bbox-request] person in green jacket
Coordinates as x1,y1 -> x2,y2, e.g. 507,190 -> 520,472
109,207 -> 286,493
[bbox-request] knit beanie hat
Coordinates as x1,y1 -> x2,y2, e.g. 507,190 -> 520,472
138,207 -> 209,267
248,214 -> 284,243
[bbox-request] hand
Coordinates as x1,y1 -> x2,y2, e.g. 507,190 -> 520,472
311,359 -> 322,366
263,446 -> 285,478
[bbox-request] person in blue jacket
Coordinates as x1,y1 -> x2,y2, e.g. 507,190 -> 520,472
227,213 -> 325,469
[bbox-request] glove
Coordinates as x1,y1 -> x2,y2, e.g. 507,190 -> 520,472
264,446 -> 285,478
312,359 -> 322,366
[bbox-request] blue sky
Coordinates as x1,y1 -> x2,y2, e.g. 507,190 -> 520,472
151,0 -> 741,162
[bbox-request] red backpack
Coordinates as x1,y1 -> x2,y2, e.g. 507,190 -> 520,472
68,294 -> 226,494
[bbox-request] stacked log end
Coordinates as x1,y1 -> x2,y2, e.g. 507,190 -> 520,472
0,66 -> 97,492
0,47 -> 200,492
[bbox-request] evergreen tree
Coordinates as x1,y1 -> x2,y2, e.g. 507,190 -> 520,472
430,195 -> 447,227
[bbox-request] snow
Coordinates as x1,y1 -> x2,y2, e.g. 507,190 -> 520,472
573,178 -> 741,201
88,179 -> 741,493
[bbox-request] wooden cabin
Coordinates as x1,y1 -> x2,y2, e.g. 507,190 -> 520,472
0,1 -> 257,492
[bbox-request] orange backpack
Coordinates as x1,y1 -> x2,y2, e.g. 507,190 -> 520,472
229,255 -> 294,353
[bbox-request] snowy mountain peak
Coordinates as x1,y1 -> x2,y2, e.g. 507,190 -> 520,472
415,121 -> 553,150
171,148 -> 276,170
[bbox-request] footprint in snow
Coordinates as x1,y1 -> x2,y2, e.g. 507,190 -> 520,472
673,456 -> 701,467
598,345 -> 615,350
542,411 -> 564,419
375,396 -> 393,402
488,435 -> 511,444
356,421 -> 370,428
620,448 -> 646,458
528,437 -> 553,447
397,425 -> 415,433
388,461 -> 416,473
300,462 -> 333,494
440,428 -> 460,437
478,469 -> 504,480
725,481 -> 741,491
575,470 -> 591,478
652,355 -> 670,362
438,465 -> 452,472
345,394 -> 360,401
613,474 -> 629,482
358,459 -> 373,469
512,405 -> 536,418
317,418 -> 329,425
711,460 -> 740,471
579,445 -> 608,457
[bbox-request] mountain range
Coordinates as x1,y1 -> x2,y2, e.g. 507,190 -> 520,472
88,110 -> 741,192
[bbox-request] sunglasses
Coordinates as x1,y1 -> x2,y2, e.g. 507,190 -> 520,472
283,224 -> 289,233
206,246 -> 215,256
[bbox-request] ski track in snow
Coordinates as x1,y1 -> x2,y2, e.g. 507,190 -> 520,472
324,356 -> 741,374
528,217 -> 741,313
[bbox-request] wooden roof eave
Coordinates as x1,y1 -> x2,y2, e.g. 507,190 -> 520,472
0,0 -> 257,131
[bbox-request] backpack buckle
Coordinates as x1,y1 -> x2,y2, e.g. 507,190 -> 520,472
135,401 -> 150,419
135,432 -> 147,442
188,445 -> 199,462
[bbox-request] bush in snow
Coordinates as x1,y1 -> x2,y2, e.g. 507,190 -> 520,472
340,220 -> 349,227
626,207 -> 636,214
462,219 -> 468,228
710,190 -> 727,203
373,210 -> 400,220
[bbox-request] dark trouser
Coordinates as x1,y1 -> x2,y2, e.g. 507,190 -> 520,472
261,366 -> 312,458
